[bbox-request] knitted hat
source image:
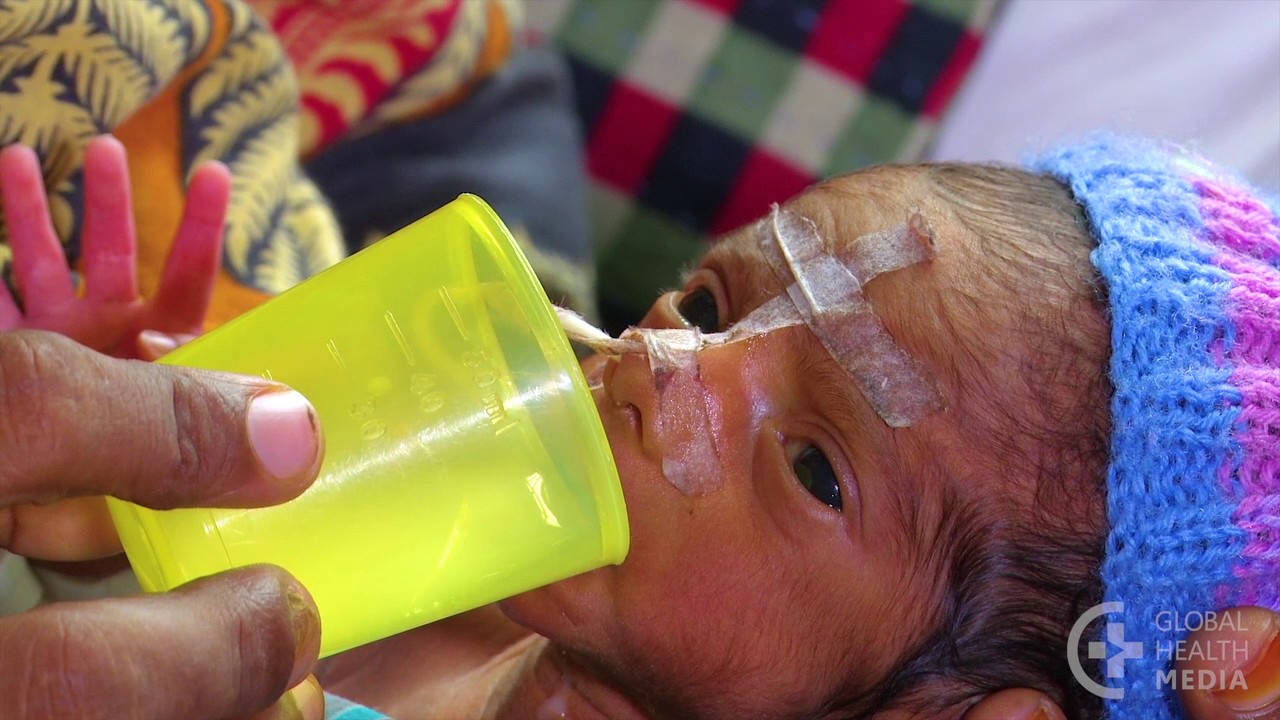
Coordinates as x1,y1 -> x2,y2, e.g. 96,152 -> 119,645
1032,136 -> 1279,718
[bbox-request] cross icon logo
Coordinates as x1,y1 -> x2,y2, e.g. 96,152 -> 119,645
1069,601 -> 1144,700
1088,619 -> 1145,679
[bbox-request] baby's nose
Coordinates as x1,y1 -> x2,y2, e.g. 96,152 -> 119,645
603,350 -> 659,445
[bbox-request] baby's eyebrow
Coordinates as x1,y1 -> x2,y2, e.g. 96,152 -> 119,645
699,229 -> 786,312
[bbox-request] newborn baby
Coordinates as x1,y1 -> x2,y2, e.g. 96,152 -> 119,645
537,161 -> 1112,717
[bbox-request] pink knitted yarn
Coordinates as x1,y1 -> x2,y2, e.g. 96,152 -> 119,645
1198,177 -> 1280,609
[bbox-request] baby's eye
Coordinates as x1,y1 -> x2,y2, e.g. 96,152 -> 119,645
677,287 -> 721,333
794,445 -> 841,511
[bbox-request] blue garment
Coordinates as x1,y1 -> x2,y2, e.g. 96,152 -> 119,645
1033,136 -> 1280,719
324,691 -> 392,720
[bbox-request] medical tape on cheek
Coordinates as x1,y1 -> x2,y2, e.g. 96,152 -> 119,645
635,329 -> 724,494
762,207 -> 943,427
628,297 -> 813,495
554,297 -> 807,496
554,306 -> 727,496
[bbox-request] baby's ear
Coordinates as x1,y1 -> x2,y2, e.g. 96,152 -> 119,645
959,688 -> 1064,720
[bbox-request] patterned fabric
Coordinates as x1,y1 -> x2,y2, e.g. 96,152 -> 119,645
0,0 -> 515,330
1034,136 -> 1280,718
0,0 -> 343,328
526,0 -> 1000,326
304,44 -> 599,318
324,692 -> 392,720
250,0 -> 515,158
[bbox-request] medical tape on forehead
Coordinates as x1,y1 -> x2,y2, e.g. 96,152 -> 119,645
761,207 -> 942,427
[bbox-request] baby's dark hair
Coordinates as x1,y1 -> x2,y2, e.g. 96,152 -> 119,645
824,165 -> 1113,719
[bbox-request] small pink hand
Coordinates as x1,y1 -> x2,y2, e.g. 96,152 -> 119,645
0,136 -> 230,359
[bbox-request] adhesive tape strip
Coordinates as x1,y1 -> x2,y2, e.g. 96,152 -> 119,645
765,207 -> 942,427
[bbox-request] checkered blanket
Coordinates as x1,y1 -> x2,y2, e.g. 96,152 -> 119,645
526,0 -> 1001,327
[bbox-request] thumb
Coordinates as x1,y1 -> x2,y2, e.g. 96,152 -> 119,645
1178,606 -> 1279,720
960,688 -> 1063,720
0,565 -> 321,720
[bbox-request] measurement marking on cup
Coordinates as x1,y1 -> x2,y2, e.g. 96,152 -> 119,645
438,288 -> 469,341
463,349 -> 515,431
326,340 -> 347,371
384,311 -> 416,366
411,373 -> 445,413
350,398 -> 387,440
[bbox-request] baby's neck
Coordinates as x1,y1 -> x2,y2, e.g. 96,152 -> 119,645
489,636 -> 650,720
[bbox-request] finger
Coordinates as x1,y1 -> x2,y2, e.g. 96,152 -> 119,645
0,283 -> 23,328
0,565 -> 321,720
80,136 -> 139,302
960,688 -> 1064,720
249,675 -> 325,720
1180,607 -> 1280,720
136,329 -> 199,361
151,161 -> 230,330
2,496 -> 121,560
0,147 -> 33,326
0,331 -> 322,513
0,145 -> 76,312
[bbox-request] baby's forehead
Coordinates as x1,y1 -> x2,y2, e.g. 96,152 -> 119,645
702,167 -> 936,285
699,174 -> 950,428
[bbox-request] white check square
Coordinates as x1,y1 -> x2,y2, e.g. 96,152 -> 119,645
623,1 -> 728,106
760,60 -> 862,174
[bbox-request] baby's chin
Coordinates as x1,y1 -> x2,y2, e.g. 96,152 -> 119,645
498,565 -> 615,646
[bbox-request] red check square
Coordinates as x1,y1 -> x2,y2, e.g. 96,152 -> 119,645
807,0 -> 910,84
587,82 -> 682,194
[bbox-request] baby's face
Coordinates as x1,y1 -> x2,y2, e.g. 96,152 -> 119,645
503,169 -> 1023,718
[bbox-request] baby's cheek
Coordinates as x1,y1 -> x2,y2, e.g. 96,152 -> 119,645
615,554 -> 847,717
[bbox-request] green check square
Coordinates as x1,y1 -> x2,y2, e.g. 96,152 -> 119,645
913,0 -> 986,26
587,183 -> 635,257
824,96 -> 916,175
686,27 -> 797,142
599,208 -> 704,319
555,0 -> 661,75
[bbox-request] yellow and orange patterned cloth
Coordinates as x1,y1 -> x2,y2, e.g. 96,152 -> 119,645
0,0 -> 516,329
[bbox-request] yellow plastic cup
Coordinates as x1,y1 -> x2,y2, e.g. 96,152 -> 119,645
107,195 -> 629,657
